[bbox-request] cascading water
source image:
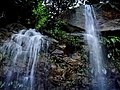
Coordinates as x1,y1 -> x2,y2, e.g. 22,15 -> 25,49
1,29 -> 49,90
84,5 -> 107,90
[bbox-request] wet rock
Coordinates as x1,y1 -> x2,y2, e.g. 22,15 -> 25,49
0,53 -> 3,61
52,49 -> 64,55
49,66 -> 65,85
49,49 -> 87,88
67,33 -> 83,37
0,28 -> 12,42
63,5 -> 120,32
63,57 -> 72,62
100,19 -> 120,31
114,75 -> 120,89
71,52 -> 81,60
67,59 -> 80,68
82,78 -> 89,87
5,23 -> 26,32
58,44 -> 66,50
111,68 -> 116,73
51,64 -> 57,69
64,68 -> 76,80
0,23 -> 26,43
46,37 -> 58,44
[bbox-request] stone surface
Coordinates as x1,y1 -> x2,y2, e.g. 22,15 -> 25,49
63,5 -> 120,32
0,23 -> 26,43
52,49 -> 64,55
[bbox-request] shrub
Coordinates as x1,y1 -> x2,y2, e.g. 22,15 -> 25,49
33,1 -> 49,29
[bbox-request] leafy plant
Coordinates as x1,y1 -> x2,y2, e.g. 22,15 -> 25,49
33,1 -> 80,47
33,1 -> 49,29
103,36 -> 120,72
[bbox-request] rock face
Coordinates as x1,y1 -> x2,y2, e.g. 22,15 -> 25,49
64,5 -> 120,32
64,6 -> 85,30
0,23 -> 26,43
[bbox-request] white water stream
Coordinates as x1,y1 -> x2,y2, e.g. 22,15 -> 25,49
84,5 -> 107,90
2,29 -> 49,90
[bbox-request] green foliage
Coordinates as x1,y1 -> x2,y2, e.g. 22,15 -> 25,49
48,20 -> 80,46
33,1 -> 80,47
67,36 -> 80,46
33,1 -> 49,29
103,36 -> 120,45
103,36 -> 120,71
48,20 -> 65,39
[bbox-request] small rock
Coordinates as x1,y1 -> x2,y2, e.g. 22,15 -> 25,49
67,59 -> 78,66
72,52 -> 81,60
111,68 -> 116,73
47,37 -> 58,43
58,44 -> 66,50
63,57 -> 72,62
51,64 -> 57,69
52,49 -> 64,55
0,53 -> 3,61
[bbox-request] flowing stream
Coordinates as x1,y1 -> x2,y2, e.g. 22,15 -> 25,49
1,29 -> 49,90
84,5 -> 107,90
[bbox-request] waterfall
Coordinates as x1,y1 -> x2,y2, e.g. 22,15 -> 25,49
84,5 -> 107,90
1,29 -> 49,90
